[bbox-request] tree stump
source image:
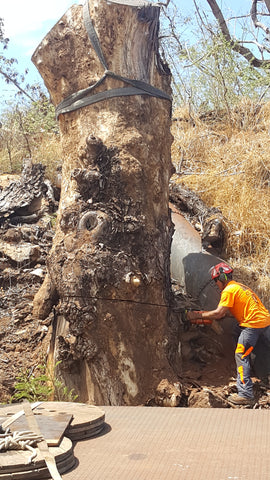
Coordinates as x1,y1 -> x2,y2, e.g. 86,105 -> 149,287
32,0 -> 180,405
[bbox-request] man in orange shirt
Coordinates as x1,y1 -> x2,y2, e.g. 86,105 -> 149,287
187,262 -> 270,405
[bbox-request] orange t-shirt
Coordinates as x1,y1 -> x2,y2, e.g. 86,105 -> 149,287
219,281 -> 270,328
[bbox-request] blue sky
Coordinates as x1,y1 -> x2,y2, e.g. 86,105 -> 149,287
1,0 -> 81,106
0,0 -> 251,108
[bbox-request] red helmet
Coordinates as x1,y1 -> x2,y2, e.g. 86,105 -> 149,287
210,262 -> 233,280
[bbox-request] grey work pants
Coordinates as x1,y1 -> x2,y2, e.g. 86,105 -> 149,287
235,327 -> 267,398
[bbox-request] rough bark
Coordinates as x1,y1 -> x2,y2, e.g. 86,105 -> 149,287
0,159 -> 46,224
32,0 -> 180,405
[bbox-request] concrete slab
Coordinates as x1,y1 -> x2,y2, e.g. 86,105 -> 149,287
62,406 -> 270,479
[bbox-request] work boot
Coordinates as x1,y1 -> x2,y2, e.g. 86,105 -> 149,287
228,393 -> 255,406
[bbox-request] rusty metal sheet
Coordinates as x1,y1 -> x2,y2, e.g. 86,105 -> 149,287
0,412 -> 72,446
34,401 -> 105,440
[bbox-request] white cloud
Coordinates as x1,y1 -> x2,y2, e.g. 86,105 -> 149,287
1,0 -> 81,38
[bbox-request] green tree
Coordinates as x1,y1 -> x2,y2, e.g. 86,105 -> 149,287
0,91 -> 58,173
0,18 -> 59,174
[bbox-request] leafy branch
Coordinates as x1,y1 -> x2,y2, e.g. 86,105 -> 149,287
12,361 -> 78,403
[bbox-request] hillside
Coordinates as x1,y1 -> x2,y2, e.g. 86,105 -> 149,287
171,100 -> 270,308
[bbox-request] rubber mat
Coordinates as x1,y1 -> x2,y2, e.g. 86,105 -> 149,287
63,406 -> 270,480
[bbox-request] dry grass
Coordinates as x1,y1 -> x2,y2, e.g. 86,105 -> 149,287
171,99 -> 270,307
0,133 -> 61,182
31,134 -> 61,183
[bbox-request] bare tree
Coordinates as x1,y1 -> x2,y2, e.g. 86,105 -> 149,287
159,0 -> 270,112
206,0 -> 270,67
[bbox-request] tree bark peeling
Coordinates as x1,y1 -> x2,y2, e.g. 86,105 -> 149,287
32,0 -> 179,405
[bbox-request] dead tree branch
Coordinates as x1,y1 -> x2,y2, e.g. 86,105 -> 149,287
0,68 -> 35,102
264,0 -> 270,15
251,0 -> 270,37
206,0 -> 270,67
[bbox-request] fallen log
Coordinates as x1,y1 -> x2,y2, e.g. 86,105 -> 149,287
0,160 -> 45,224
169,181 -> 227,255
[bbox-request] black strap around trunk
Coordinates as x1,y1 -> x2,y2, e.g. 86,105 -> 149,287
56,0 -> 171,117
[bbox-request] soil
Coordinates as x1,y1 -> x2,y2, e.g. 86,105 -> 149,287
0,221 -> 53,403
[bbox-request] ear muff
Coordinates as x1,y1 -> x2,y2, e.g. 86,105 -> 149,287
218,267 -> 227,283
219,272 -> 227,283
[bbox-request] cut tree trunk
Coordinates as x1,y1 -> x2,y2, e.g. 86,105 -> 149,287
32,0 -> 180,405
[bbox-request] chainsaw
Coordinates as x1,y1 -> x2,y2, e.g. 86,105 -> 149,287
181,309 -> 223,335
181,309 -> 212,331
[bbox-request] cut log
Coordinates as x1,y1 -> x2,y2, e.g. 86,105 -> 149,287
32,0 -> 180,405
0,159 -> 45,224
0,159 -> 58,226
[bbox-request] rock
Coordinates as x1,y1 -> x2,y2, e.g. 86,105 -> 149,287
155,379 -> 183,407
30,268 -> 45,278
0,259 -> 10,271
188,388 -> 229,408
0,240 -> 41,265
1,229 -> 22,243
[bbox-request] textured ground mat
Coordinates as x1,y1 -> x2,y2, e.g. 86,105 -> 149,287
62,406 -> 270,480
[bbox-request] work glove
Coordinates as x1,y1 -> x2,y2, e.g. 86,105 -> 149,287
186,310 -> 202,321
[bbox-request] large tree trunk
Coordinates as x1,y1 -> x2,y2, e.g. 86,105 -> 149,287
32,0 -> 180,405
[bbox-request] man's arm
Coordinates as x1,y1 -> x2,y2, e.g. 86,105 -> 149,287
187,305 -> 229,321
